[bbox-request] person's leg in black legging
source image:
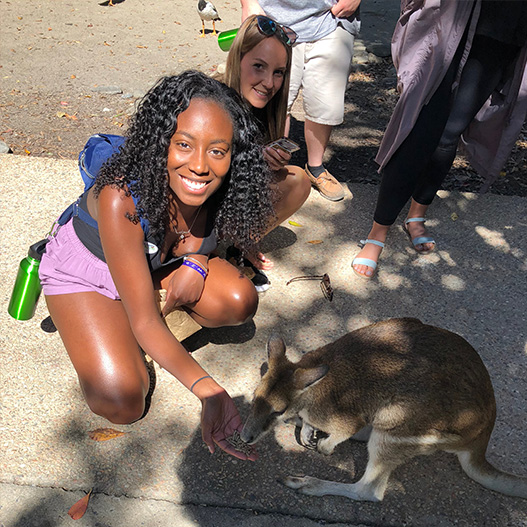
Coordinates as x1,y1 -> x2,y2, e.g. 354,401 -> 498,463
353,36 -> 520,277
413,35 -> 520,205
352,52 -> 460,277
403,36 -> 520,250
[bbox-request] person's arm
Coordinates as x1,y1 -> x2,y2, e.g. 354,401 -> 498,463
331,0 -> 361,18
240,0 -> 265,21
97,186 -> 256,460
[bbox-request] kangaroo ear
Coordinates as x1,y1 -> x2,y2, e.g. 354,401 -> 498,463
267,333 -> 288,367
294,364 -> 329,390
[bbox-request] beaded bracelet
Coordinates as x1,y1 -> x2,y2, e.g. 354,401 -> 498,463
182,259 -> 207,279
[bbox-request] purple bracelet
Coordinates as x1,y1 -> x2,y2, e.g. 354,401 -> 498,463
182,259 -> 207,279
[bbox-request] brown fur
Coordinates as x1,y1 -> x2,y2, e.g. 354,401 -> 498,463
241,318 -> 527,501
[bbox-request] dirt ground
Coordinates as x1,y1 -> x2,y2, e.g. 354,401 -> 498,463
1,0 -> 526,196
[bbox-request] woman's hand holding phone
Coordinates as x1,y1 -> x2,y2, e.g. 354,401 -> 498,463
264,137 -> 300,172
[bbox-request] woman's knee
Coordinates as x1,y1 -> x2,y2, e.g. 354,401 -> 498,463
283,166 -> 311,200
222,280 -> 259,325
82,377 -> 147,424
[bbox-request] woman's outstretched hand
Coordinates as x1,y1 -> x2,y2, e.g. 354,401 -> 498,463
201,389 -> 258,461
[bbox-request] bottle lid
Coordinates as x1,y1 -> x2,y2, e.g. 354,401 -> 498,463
217,28 -> 239,52
28,238 -> 49,261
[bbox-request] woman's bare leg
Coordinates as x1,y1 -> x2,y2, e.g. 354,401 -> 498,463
246,164 -> 311,271
271,165 -> 311,228
45,292 -> 150,424
158,257 -> 259,328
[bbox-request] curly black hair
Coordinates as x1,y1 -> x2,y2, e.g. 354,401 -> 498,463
94,70 -> 275,255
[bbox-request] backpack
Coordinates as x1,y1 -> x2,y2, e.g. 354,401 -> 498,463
56,134 -> 149,234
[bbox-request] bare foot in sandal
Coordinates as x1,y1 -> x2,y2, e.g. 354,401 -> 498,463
404,218 -> 436,253
352,222 -> 389,279
404,200 -> 435,253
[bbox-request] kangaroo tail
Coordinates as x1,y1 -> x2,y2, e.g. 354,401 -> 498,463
457,449 -> 527,499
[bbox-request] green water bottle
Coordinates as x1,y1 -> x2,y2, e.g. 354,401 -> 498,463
217,28 -> 238,51
8,239 -> 48,320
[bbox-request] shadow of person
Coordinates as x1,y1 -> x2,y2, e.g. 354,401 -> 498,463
182,319 -> 257,353
260,225 -> 298,254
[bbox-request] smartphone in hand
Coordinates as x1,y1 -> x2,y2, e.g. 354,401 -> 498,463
265,137 -> 300,154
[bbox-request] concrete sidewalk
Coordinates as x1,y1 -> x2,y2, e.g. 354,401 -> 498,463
1,154 -> 526,527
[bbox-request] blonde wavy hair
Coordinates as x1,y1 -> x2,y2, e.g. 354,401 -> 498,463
224,15 -> 292,142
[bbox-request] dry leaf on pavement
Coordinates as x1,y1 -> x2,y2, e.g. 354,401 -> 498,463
88,428 -> 126,441
68,489 -> 92,520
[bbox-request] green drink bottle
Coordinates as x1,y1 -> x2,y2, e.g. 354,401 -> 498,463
8,239 -> 48,320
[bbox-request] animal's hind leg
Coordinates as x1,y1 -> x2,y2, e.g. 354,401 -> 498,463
284,429 -> 423,501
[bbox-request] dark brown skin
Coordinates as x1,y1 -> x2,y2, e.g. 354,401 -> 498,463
45,99 -> 259,460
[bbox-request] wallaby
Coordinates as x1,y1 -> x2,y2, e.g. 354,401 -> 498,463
241,318 -> 527,502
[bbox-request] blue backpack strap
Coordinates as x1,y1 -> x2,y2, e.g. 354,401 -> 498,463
56,198 -> 99,229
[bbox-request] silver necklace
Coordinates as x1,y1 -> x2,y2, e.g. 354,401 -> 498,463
173,205 -> 202,241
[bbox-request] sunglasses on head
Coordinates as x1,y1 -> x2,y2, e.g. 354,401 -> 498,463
256,15 -> 298,47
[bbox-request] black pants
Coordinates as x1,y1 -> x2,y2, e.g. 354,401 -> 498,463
373,35 -> 520,226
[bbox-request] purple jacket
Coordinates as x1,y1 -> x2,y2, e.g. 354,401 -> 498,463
375,0 -> 527,191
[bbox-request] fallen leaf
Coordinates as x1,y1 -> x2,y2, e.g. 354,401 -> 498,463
56,111 -> 66,118
24,149 -> 31,155
137,45 -> 147,49
68,489 -> 92,520
451,212 -> 458,221
60,101 -> 68,106
500,170 -> 506,177
88,428 -> 126,441
308,240 -> 323,244
288,220 -> 303,227
70,74 -> 76,79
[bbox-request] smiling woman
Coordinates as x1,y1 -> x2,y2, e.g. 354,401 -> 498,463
222,15 -> 312,289
38,70 -> 273,461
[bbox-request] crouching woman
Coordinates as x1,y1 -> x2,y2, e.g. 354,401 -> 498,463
39,71 -> 274,460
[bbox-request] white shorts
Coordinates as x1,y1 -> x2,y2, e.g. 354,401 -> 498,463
288,25 -> 355,126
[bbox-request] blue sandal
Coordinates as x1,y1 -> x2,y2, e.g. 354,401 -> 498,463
352,239 -> 385,279
403,218 -> 436,253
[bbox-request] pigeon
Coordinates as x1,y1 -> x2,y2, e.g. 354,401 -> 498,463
197,0 -> 221,37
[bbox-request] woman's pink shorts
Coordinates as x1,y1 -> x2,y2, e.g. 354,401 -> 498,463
39,219 -> 120,300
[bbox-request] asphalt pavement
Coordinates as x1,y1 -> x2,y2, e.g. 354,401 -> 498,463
1,3 -> 527,527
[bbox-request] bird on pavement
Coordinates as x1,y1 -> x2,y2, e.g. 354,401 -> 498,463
197,0 -> 221,37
